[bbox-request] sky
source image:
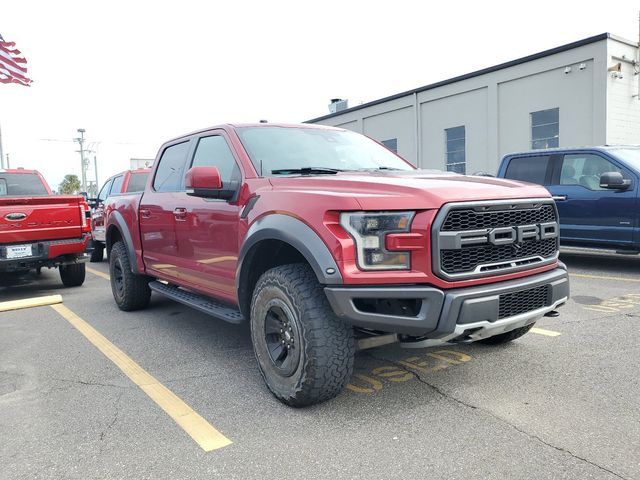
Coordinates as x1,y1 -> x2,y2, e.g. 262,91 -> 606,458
1,0 -> 639,192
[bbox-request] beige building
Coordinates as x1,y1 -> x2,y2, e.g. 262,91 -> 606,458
307,33 -> 640,175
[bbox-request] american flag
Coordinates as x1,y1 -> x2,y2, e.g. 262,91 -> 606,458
0,33 -> 33,86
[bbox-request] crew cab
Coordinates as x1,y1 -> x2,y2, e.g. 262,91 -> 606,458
105,123 -> 569,406
0,168 -> 90,286
89,168 -> 150,262
498,146 -> 640,253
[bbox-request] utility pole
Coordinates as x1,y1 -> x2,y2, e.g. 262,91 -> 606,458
6,153 -> 10,169
93,154 -> 99,193
74,128 -> 87,192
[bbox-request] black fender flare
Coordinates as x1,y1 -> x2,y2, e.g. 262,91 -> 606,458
237,213 -> 343,295
106,211 -> 139,274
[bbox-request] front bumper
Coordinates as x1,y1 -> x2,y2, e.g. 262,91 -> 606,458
324,266 -> 569,339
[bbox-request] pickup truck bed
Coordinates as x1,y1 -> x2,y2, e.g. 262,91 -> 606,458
0,169 -> 91,286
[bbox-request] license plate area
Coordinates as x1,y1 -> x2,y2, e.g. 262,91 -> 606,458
5,244 -> 33,259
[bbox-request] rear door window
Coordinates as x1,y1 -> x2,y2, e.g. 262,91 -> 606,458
125,172 -> 149,192
153,142 -> 190,192
504,156 -> 550,185
0,173 -> 48,196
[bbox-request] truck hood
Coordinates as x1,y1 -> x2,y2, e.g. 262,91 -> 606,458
268,170 -> 550,210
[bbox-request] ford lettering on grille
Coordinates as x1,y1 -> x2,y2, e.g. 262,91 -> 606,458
432,200 -> 560,280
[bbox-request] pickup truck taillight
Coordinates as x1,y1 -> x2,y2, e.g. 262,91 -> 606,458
80,201 -> 91,233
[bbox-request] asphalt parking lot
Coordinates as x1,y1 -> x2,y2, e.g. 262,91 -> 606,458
1,252 -> 639,480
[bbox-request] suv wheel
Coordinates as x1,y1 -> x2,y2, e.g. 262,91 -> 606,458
250,263 -> 355,407
478,323 -> 535,345
109,241 -> 151,311
59,263 -> 86,287
90,241 -> 104,262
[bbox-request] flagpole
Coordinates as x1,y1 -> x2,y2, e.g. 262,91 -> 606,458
0,122 -> 5,169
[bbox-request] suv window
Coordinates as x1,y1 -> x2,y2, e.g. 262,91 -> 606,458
191,136 -> 240,184
97,179 -> 113,201
153,142 -> 190,192
111,175 -> 125,194
125,172 -> 149,193
504,156 -> 550,185
561,153 -> 622,191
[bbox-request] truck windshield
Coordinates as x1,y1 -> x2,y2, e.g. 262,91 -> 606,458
236,127 -> 414,175
0,173 -> 48,196
612,148 -> 640,171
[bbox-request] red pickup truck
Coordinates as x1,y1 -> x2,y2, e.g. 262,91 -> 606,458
89,168 -> 150,262
0,168 -> 91,286
104,123 -> 569,406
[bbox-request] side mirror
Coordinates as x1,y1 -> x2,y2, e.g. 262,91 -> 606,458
87,198 -> 99,209
599,171 -> 631,190
185,166 -> 236,200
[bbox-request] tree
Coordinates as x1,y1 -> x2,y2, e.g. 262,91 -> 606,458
59,174 -> 81,195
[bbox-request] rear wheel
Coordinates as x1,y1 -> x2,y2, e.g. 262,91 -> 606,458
250,263 -> 355,407
90,241 -> 104,262
109,241 -> 151,311
59,263 -> 86,287
478,323 -> 535,345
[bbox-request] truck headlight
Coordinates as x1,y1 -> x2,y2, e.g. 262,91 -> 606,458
340,211 -> 415,270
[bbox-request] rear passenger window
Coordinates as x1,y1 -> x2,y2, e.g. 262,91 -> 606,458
504,156 -> 550,185
110,175 -> 124,194
153,142 -> 190,192
191,136 -> 240,184
126,172 -> 149,193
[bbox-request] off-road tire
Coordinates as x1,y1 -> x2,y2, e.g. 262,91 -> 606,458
109,241 -> 151,311
90,241 -> 104,262
250,263 -> 355,407
478,322 -> 535,345
59,263 -> 86,287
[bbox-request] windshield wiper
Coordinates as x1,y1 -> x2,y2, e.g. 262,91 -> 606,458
271,167 -> 343,175
356,166 -> 404,171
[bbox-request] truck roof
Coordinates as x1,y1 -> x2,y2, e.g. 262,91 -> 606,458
0,168 -> 40,174
165,122 -> 342,145
503,145 -> 640,158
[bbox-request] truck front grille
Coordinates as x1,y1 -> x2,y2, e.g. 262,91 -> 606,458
432,199 -> 560,280
498,285 -> 549,319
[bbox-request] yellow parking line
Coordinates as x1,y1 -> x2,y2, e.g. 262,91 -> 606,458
570,273 -> 640,283
86,266 -> 110,280
0,294 -> 63,312
530,327 -> 561,337
50,303 -> 232,451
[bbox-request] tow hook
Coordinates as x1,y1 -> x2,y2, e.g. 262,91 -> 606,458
544,310 -> 560,317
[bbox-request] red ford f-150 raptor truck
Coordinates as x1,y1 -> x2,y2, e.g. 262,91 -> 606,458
89,168 -> 150,262
104,123 -> 569,406
0,168 -> 91,286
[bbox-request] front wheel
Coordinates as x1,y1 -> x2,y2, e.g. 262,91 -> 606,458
59,263 -> 86,287
477,323 -> 535,345
250,263 -> 355,407
109,241 -> 151,311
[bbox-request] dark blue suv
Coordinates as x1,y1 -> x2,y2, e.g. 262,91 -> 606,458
498,146 -> 640,252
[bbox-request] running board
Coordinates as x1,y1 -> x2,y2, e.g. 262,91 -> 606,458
148,281 -> 245,324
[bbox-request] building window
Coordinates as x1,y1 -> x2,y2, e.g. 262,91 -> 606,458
445,126 -> 465,174
531,108 -> 559,149
381,138 -> 397,153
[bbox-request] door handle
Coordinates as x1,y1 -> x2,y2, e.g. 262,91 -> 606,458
173,207 -> 187,221
552,195 -> 567,201
140,208 -> 152,219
